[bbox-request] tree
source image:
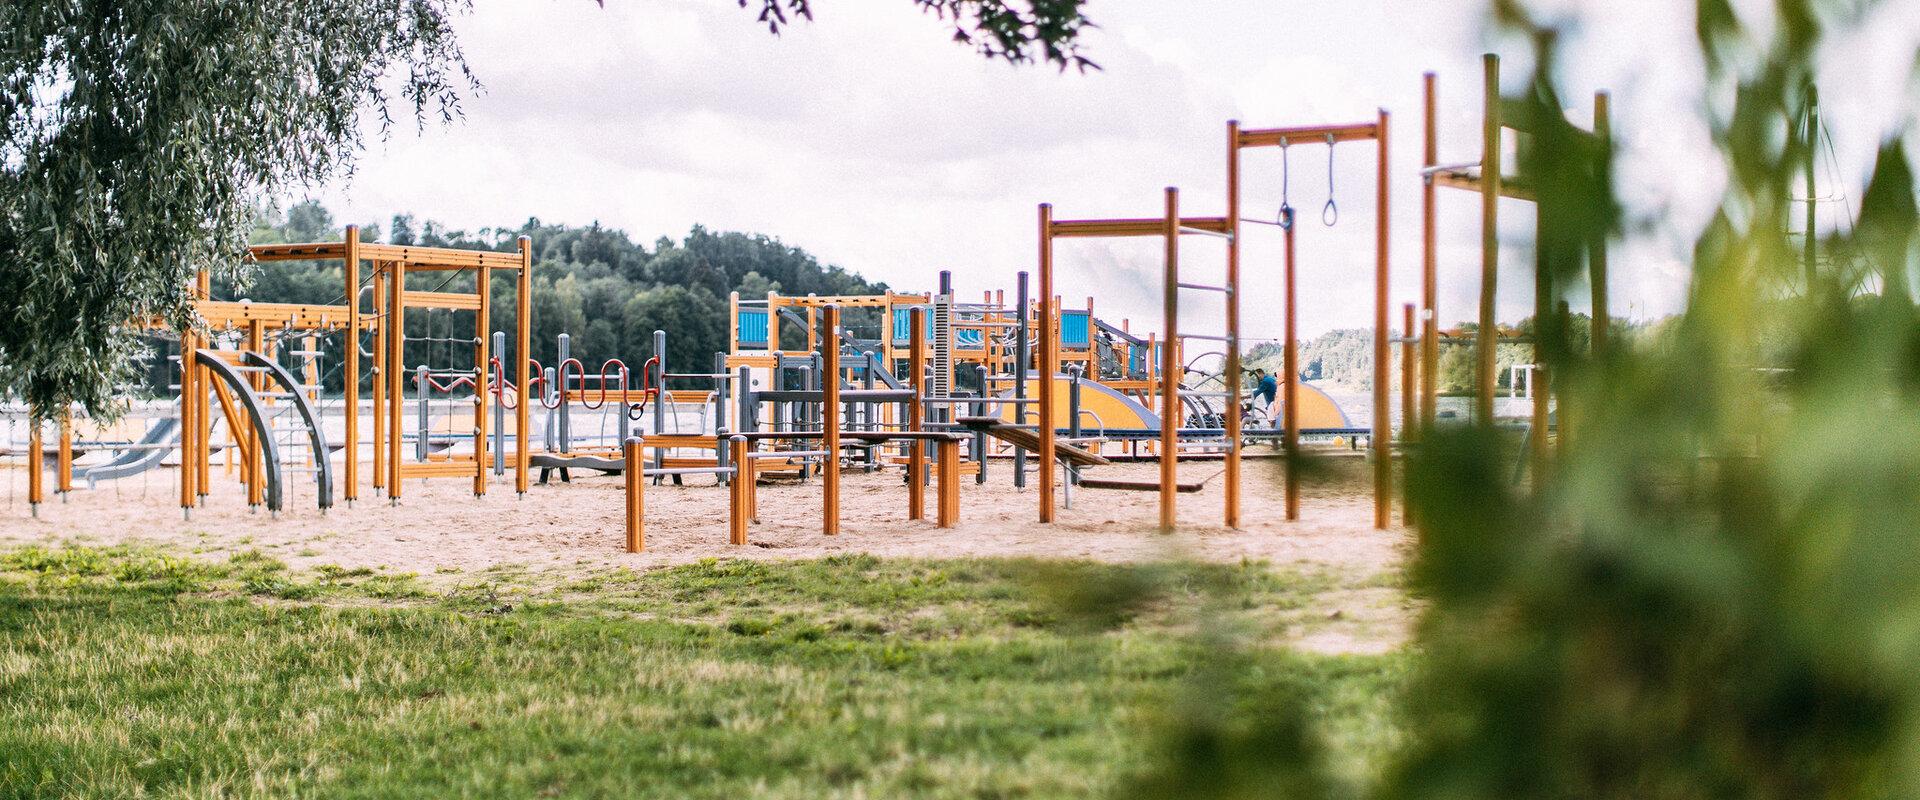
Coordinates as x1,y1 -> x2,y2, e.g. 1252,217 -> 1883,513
0,0 -> 470,418
1,0 -> 1096,419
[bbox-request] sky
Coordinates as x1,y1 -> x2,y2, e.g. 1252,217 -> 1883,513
312,0 -> 1920,340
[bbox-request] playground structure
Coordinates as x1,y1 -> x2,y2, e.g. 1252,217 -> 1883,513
5,54 -> 1614,546
1420,54 -> 1612,476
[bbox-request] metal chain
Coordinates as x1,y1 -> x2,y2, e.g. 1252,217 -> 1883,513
1323,133 -> 1340,226
1278,139 -> 1294,230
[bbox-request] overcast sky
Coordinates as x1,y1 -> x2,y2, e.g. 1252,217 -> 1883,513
312,0 -> 1920,339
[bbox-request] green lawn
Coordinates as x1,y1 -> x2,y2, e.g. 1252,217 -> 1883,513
0,545 -> 1408,799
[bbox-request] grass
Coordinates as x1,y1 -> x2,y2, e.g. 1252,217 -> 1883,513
0,544 -> 1408,799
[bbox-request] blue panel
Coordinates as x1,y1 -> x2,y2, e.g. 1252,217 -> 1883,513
957,329 -> 984,348
737,309 -> 768,346
1060,311 -> 1092,348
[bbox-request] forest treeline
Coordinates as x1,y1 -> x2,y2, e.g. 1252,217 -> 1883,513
217,201 -> 885,390
1250,313 -> 1659,393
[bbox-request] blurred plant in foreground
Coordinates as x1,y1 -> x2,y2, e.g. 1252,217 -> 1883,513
1389,0 -> 1920,797
1117,0 -> 1920,797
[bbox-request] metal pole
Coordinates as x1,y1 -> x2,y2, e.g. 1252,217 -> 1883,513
414,365 -> 429,462
493,331 -> 506,476
975,363 -> 989,484
556,333 -> 572,452
652,330 -> 667,472
1014,270 -> 1030,490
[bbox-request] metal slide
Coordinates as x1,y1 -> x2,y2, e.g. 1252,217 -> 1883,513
73,417 -> 181,488
194,350 -> 334,512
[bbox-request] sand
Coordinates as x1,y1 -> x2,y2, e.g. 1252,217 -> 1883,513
0,457 -> 1414,652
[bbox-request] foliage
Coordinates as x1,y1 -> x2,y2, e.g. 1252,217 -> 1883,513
1,0 -> 1098,420
1385,0 -> 1920,797
739,0 -> 1098,70
0,546 -> 1402,799
0,0 -> 472,420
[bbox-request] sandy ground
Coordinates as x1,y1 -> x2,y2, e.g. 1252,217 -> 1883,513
0,458 -> 1405,570
0,457 -> 1413,651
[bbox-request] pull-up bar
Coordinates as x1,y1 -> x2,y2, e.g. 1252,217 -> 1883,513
1228,112 -> 1393,530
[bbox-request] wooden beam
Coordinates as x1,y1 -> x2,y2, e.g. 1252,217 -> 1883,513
1236,122 -> 1380,148
1048,216 -> 1231,239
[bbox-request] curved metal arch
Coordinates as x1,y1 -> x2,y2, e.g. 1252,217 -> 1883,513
194,350 -> 285,512
243,351 -> 334,511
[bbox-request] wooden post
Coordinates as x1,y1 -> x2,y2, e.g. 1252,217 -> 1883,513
1403,303 -> 1417,445
516,236 -> 533,496
822,304 -> 841,535
1374,110 -> 1393,530
1477,53 -> 1502,426
729,435 -> 750,545
246,318 -> 265,509
27,418 -> 43,513
343,226 -> 360,503
1421,73 -> 1440,432
728,291 -> 740,355
1224,121 -> 1243,530
1590,91 -> 1611,360
371,263 -> 386,495
387,258 -> 406,501
1283,190 -> 1301,521
194,272 -> 211,501
767,293 -> 781,354
179,328 -> 197,514
1037,204 -> 1057,523
624,436 -> 644,553
936,438 -> 959,528
474,263 -> 491,496
1532,183 -> 1553,480
907,307 -> 926,520
1159,188 -> 1181,533
56,412 -> 73,496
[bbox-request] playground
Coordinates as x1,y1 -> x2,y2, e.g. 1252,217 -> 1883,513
0,456 -> 1406,628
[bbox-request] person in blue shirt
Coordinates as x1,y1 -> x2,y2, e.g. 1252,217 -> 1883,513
1252,368 -> 1279,410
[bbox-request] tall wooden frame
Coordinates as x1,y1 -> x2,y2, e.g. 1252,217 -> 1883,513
1230,114 -> 1394,530
1422,55 -> 1610,474
1036,203 -> 1236,530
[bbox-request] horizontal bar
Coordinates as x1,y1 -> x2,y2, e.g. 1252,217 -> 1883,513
1433,171 -> 1537,202
398,461 -> 480,478
1177,282 -> 1231,293
642,467 -> 736,477
746,450 -> 829,459
401,290 -> 483,310
1236,121 -> 1380,148
1420,160 -> 1482,176
1048,216 -> 1231,238
1178,226 -> 1233,240
751,389 -> 914,403
249,242 -> 526,271
1178,333 -> 1232,342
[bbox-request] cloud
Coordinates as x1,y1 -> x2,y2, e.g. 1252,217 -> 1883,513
312,0 -> 1919,341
